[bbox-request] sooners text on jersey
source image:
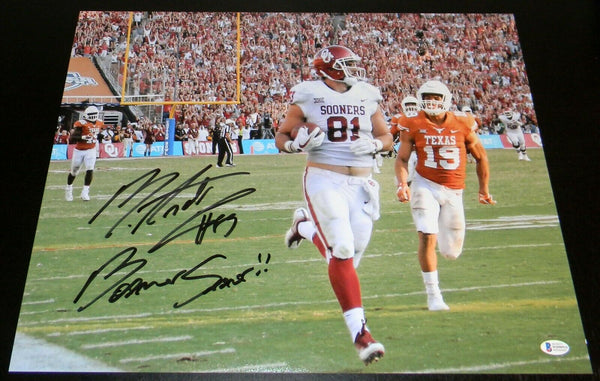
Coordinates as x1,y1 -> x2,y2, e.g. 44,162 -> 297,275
291,80 -> 382,168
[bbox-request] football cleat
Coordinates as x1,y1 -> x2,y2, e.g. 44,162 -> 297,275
80,189 -> 90,201
65,186 -> 73,202
427,294 -> 450,311
354,323 -> 385,365
284,208 -> 310,249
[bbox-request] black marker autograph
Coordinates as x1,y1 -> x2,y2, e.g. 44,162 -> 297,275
73,248 -> 271,312
89,165 -> 255,252
73,165 -> 273,311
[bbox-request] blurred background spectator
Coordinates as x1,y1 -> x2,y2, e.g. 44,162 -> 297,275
65,12 -> 538,146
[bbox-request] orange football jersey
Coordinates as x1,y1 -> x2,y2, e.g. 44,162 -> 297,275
74,120 -> 104,150
389,113 -> 403,136
398,111 -> 476,189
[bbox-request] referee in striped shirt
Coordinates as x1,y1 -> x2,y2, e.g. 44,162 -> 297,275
216,119 -> 235,167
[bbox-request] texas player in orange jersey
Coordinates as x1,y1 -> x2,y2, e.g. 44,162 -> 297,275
394,80 -> 496,311
65,106 -> 105,201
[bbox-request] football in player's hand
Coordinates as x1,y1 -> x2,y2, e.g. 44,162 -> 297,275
290,122 -> 320,139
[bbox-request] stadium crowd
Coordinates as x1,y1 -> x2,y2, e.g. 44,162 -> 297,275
66,11 -> 538,144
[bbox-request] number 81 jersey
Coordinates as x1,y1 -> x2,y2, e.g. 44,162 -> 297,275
398,111 -> 476,189
290,80 -> 382,168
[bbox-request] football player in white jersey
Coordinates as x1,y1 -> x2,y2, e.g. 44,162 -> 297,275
400,95 -> 419,183
499,110 -> 531,161
401,95 -> 419,117
275,45 -> 393,365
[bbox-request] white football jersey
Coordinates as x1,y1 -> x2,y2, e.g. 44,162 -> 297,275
290,80 -> 382,167
499,111 -> 522,130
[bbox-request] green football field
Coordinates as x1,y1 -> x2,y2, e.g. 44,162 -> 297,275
10,148 -> 593,374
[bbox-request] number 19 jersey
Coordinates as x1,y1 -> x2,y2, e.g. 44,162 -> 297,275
398,111 -> 476,189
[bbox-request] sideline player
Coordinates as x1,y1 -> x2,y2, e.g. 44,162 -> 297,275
65,105 -> 105,201
394,80 -> 496,311
499,110 -> 531,161
461,106 -> 483,163
275,45 -> 393,365
396,96 -> 420,183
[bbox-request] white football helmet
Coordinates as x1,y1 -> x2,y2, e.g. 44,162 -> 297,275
312,45 -> 367,86
401,96 -> 419,116
462,106 -> 472,113
417,80 -> 452,116
502,110 -> 516,120
83,106 -> 99,122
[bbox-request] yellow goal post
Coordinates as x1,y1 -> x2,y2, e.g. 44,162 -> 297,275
119,11 -> 242,109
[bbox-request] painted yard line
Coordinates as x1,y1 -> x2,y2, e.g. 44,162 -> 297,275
18,310 -> 50,316
25,242 -> 561,283
366,280 -> 561,300
468,224 -> 558,231
18,280 -> 561,326
205,362 -> 299,373
408,355 -> 590,374
48,326 -> 153,337
31,219 -> 562,253
17,312 -> 154,326
81,335 -> 192,349
464,242 -> 556,251
469,215 -> 559,222
32,233 -> 281,253
47,167 -> 159,175
21,298 -> 55,305
118,348 -> 236,363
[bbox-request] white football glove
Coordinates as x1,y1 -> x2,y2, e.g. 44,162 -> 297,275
289,126 -> 324,152
350,137 -> 383,155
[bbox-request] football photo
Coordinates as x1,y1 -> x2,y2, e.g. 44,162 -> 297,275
3,4 -> 598,380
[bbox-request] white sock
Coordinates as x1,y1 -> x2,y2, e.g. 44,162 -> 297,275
297,221 -> 316,240
422,270 -> 442,295
82,185 -> 90,193
343,307 -> 365,341
66,184 -> 72,190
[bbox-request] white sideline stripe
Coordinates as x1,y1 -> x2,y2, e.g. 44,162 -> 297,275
119,348 -> 236,363
18,280 -> 561,326
48,326 -> 153,337
9,333 -> 121,372
81,335 -> 192,349
409,355 -> 590,373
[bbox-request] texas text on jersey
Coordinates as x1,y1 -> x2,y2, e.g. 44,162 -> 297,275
397,110 -> 477,189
